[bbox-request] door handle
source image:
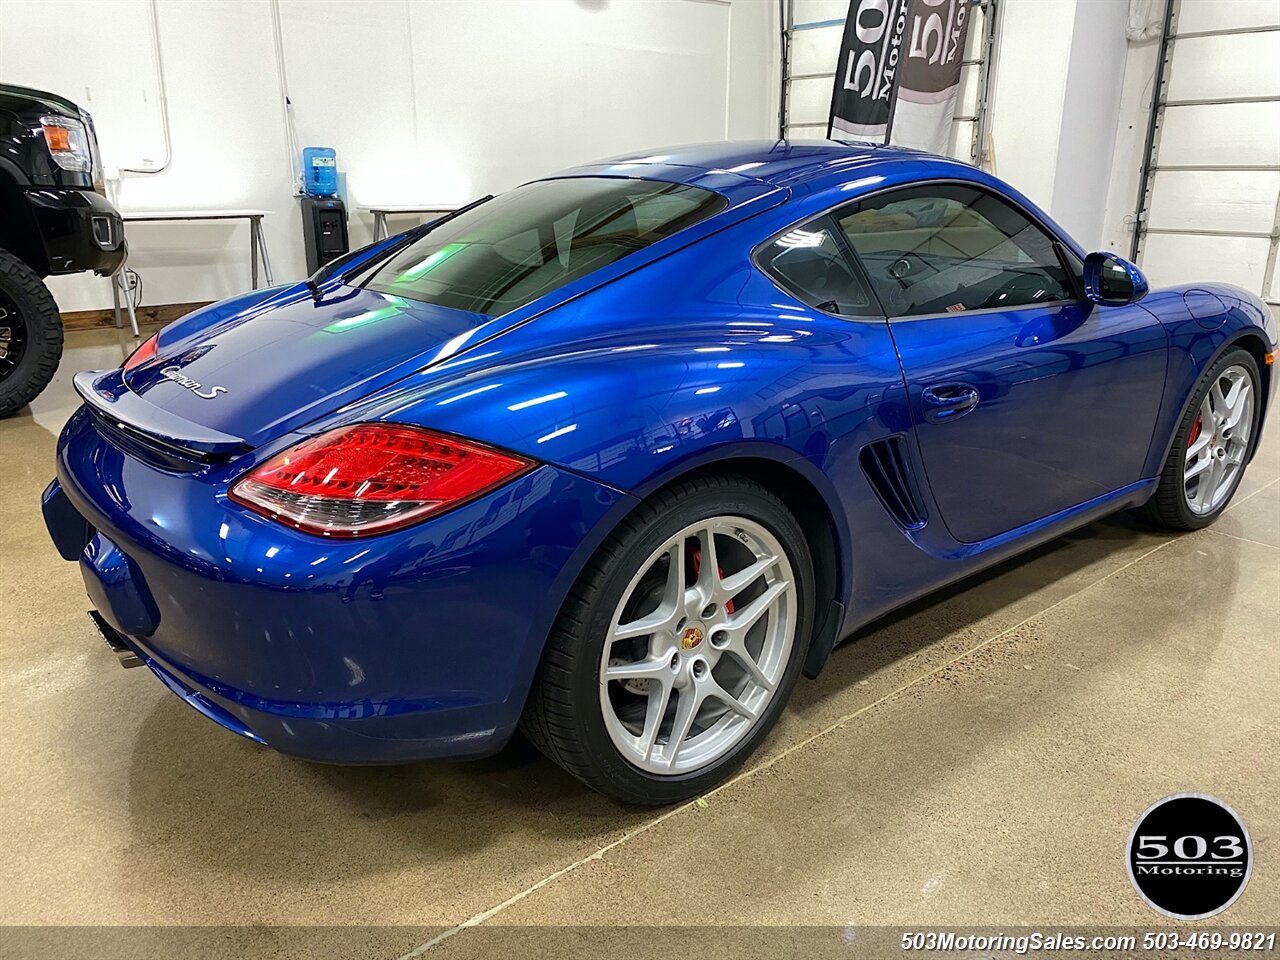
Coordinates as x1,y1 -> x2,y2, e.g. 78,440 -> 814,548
921,382 -> 980,423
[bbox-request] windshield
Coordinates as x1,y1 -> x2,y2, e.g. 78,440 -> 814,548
362,177 -> 727,317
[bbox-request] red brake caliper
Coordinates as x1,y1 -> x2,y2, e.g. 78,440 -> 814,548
690,547 -> 734,614
1188,413 -> 1203,448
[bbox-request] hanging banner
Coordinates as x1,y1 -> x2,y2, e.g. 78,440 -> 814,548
827,0 -> 910,142
887,0 -> 973,153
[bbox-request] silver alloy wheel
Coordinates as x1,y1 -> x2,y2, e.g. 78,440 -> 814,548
1184,364 -> 1254,516
598,516 -> 796,776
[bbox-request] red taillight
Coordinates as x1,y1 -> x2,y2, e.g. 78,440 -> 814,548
229,424 -> 534,538
122,334 -> 159,371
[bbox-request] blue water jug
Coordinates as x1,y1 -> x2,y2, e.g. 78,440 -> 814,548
302,147 -> 338,197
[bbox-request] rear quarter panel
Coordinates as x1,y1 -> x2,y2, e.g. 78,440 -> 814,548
328,211 -> 919,634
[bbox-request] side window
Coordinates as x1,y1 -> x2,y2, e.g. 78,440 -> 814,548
755,216 -> 880,318
835,185 -> 1074,318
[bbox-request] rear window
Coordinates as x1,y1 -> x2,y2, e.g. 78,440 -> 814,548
362,177 -> 727,317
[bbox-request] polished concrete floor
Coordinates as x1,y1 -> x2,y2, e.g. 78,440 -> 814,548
2,326 -> 1277,958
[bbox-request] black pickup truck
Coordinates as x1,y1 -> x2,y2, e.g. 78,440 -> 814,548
0,83 -> 126,417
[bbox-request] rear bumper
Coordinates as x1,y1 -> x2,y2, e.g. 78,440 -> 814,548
27,186 -> 126,276
46,407 -> 630,763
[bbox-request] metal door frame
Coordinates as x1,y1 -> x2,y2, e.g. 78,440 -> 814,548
1130,0 -> 1280,303
778,0 -> 1001,169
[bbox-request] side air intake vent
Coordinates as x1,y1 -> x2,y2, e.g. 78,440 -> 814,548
859,436 -> 927,530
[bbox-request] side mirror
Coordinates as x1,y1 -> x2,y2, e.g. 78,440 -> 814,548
1083,252 -> 1149,306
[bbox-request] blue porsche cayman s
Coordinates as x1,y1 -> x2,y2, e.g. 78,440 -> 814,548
44,141 -> 1276,803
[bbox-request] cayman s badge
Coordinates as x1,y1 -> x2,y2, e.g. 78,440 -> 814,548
159,365 -> 228,400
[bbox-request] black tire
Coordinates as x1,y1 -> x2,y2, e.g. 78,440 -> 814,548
521,473 -> 815,805
1137,346 -> 1261,530
0,249 -> 63,419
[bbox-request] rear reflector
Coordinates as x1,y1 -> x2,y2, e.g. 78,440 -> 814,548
229,423 -> 534,538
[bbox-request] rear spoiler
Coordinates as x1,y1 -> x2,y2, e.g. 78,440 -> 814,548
73,369 -> 248,456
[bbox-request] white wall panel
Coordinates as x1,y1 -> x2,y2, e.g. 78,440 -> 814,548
1141,233 -> 1271,291
793,0 -> 851,24
788,76 -> 835,125
1156,101 -> 1280,166
728,0 -> 780,139
1147,170 -> 1280,233
0,0 -> 165,171
787,125 -> 829,141
405,0 -> 732,203
987,0 -> 1076,209
1050,0 -> 1138,248
1177,0 -> 1280,34
278,0 -> 419,252
1164,32 -> 1280,101
955,62 -> 980,110
38,0 -> 296,313
790,23 -> 844,75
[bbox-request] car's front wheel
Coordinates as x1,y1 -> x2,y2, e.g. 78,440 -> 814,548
521,474 -> 814,804
1139,346 -> 1262,530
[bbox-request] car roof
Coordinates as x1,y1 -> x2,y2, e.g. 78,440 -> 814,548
541,139 -> 1083,260
552,139 -> 939,190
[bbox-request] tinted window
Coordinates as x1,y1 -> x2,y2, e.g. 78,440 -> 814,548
756,216 -> 879,317
364,178 -> 727,316
836,185 -> 1073,318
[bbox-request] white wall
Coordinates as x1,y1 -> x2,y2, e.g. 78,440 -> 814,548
982,0 -> 1131,248
1049,0 -> 1130,248
0,0 -> 778,313
727,0 -> 781,138
985,0 -> 1077,208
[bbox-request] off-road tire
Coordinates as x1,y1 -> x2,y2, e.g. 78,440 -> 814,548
0,250 -> 63,418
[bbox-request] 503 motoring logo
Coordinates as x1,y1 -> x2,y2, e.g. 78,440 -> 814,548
1127,794 -> 1253,920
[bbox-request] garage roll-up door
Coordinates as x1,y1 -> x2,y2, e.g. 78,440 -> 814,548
1133,0 -> 1280,303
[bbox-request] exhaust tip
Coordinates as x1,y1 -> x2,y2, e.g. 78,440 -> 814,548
87,610 -> 143,669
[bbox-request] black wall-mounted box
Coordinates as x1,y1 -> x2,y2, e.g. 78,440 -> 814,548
300,196 -> 350,274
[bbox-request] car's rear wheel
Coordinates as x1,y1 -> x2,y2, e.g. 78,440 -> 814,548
0,250 -> 63,419
521,474 -> 814,804
1138,346 -> 1261,530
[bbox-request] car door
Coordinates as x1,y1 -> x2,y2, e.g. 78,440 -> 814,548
834,182 -> 1168,544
